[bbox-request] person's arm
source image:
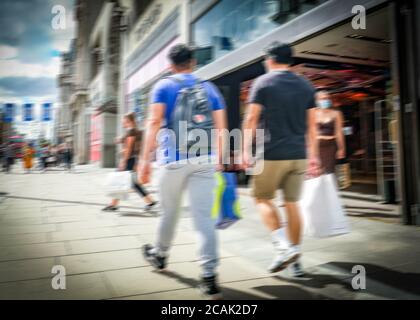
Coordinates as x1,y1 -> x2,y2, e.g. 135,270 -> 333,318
119,135 -> 134,170
335,111 -> 346,159
307,107 -> 321,176
138,103 -> 165,184
242,103 -> 262,168
212,109 -> 228,169
140,104 -> 165,164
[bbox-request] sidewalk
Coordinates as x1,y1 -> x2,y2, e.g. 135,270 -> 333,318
0,164 -> 419,300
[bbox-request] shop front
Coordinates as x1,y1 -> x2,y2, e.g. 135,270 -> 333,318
190,0 -> 420,224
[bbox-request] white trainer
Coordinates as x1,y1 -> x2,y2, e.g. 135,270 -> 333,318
268,246 -> 301,274
289,260 -> 305,277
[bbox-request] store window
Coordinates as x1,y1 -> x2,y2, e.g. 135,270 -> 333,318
192,0 -> 327,67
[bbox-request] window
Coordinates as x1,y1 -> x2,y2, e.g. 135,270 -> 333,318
192,0 -> 327,67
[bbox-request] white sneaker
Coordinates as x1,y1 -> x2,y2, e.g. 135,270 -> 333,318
268,246 -> 300,274
289,260 -> 305,277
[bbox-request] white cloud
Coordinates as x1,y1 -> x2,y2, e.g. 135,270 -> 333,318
0,57 -> 60,78
0,45 -> 18,59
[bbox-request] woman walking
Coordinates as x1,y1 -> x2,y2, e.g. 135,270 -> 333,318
103,113 -> 157,212
315,90 -> 346,173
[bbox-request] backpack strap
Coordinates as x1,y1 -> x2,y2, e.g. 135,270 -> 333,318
167,74 -> 204,88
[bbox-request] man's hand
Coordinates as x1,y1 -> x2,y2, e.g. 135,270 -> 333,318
336,149 -> 345,160
307,157 -> 322,178
138,161 -> 151,184
241,151 -> 254,170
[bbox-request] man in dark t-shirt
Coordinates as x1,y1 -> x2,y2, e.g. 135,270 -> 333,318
243,41 -> 320,276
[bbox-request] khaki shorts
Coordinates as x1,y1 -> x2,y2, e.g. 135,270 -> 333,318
252,160 -> 307,202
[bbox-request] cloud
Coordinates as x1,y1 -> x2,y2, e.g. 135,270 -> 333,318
0,57 -> 60,78
0,45 -> 18,59
0,1 -> 75,101
0,76 -> 57,98
0,0 -> 75,64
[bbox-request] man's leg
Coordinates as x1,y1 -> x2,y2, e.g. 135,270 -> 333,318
255,199 -> 282,232
282,160 -> 307,247
284,202 -> 302,246
155,164 -> 187,256
253,161 -> 300,273
282,160 -> 307,277
187,164 -> 223,299
253,161 -> 287,245
187,165 -> 217,278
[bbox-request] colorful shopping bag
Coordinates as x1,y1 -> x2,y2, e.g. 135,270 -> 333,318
212,172 -> 241,230
336,159 -> 352,190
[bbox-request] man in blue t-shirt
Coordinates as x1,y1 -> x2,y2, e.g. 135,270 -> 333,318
138,44 -> 227,300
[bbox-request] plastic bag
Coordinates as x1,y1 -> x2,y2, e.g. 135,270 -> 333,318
212,172 -> 241,230
105,171 -> 132,200
300,174 -> 350,238
336,161 -> 352,190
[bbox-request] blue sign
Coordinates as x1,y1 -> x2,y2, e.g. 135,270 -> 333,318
3,103 -> 15,123
42,103 -> 52,121
23,103 -> 33,121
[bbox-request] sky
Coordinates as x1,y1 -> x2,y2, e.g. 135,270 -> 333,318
0,0 -> 75,138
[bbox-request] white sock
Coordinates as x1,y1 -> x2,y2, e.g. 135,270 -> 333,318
271,227 -> 291,250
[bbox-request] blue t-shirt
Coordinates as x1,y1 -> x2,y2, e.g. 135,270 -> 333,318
150,73 -> 225,163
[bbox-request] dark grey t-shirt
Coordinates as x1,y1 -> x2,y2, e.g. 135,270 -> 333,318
248,71 -> 316,160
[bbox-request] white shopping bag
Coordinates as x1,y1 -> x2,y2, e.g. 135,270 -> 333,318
300,174 -> 350,238
105,171 -> 132,200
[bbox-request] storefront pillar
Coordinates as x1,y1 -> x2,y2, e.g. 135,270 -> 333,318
392,0 -> 420,225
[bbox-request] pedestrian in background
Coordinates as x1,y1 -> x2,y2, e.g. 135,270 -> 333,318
315,90 -> 346,173
22,143 -> 35,173
40,144 -> 50,172
62,142 -> 73,172
0,143 -> 5,172
4,142 -> 15,174
316,91 -> 346,174
102,113 -> 157,212
243,41 -> 320,277
138,44 -> 227,299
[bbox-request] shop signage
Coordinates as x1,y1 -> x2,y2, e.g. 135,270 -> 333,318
135,3 -> 162,43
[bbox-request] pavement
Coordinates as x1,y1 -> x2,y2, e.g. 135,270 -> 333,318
0,163 -> 419,300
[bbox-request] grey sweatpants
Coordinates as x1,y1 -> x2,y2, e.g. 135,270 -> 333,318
155,160 -> 218,278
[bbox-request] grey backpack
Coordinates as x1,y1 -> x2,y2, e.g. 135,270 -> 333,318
167,76 -> 214,155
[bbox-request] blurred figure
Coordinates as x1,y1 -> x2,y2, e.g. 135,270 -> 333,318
0,143 -> 5,172
102,112 -> 156,212
62,142 -> 73,172
40,144 -> 50,172
4,142 -> 15,174
243,41 -> 320,278
48,145 -> 58,168
22,143 -> 35,173
315,90 -> 346,173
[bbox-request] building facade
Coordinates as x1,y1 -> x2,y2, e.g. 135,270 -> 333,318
56,41 -> 76,146
88,1 -> 124,168
120,0 -> 190,131
69,0 -> 106,165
